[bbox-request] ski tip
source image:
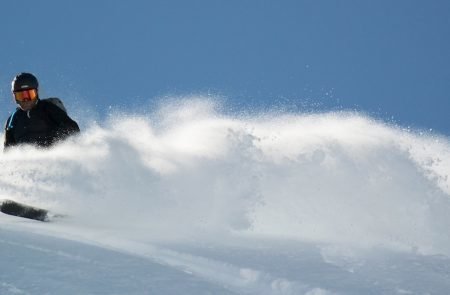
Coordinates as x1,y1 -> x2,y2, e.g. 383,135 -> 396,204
0,199 -> 49,222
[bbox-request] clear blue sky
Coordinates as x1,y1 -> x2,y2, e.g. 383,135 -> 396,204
1,0 -> 449,134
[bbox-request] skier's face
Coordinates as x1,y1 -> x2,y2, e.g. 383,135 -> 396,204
13,88 -> 38,111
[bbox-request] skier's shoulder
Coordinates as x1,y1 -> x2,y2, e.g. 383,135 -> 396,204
4,107 -> 22,130
40,97 -> 68,114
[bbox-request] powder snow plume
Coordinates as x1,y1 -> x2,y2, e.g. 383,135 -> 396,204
1,98 -> 449,255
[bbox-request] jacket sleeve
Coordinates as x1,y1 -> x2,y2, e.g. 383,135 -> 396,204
4,116 -> 16,150
43,101 -> 80,140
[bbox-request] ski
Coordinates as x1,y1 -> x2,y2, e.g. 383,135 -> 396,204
0,199 -> 49,222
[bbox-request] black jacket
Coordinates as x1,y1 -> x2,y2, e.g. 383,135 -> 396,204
4,99 -> 80,149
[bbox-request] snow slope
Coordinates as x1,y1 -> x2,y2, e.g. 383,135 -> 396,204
1,99 -> 450,294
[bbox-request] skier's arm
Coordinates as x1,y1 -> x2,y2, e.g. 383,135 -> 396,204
44,102 -> 80,138
4,117 -> 16,150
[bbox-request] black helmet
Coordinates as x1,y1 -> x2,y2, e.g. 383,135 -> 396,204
11,72 -> 39,92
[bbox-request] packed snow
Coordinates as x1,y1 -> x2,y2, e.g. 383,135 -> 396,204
1,99 -> 450,294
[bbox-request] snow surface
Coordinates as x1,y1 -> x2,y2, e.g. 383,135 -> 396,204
1,99 -> 450,294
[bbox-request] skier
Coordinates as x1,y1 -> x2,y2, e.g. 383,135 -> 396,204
4,72 -> 80,150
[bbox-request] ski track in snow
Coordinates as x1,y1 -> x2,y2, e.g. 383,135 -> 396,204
0,218 -> 332,295
1,99 -> 450,294
97,238 -> 329,295
3,216 -> 450,294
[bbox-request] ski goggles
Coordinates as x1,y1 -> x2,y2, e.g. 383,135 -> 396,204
14,89 -> 38,102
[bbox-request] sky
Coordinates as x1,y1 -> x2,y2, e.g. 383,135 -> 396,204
1,0 -> 449,135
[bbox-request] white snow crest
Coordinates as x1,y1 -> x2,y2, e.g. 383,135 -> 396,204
0,98 -> 450,255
